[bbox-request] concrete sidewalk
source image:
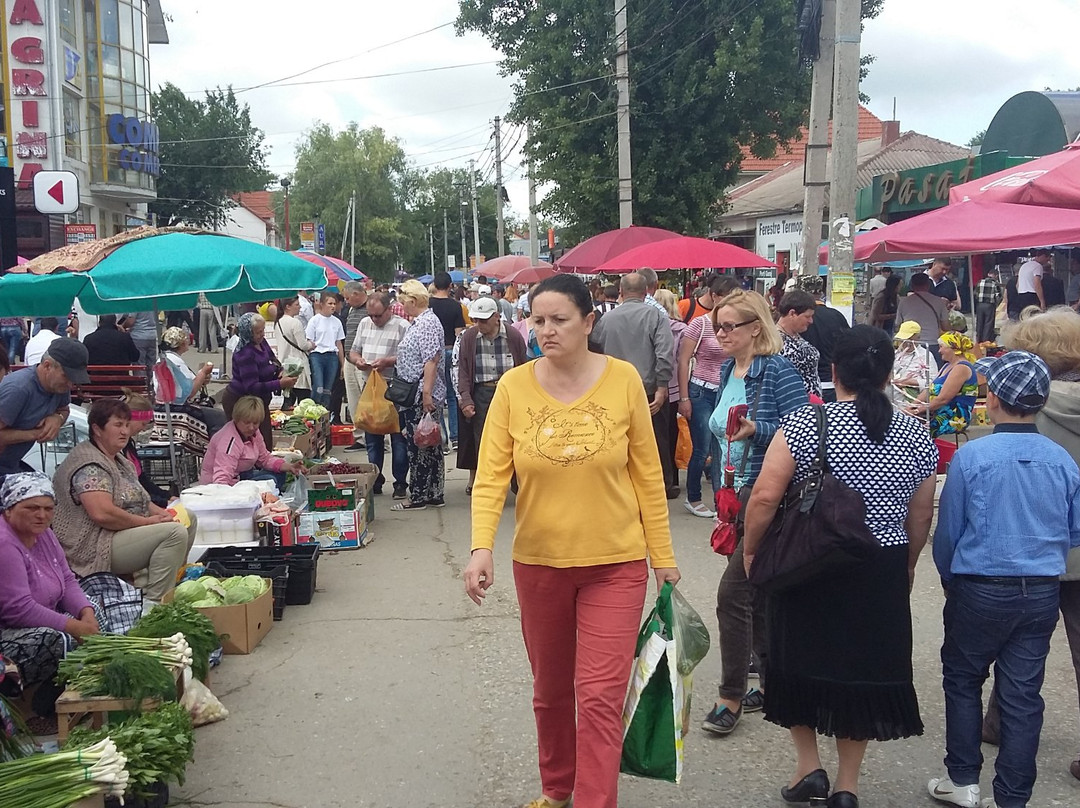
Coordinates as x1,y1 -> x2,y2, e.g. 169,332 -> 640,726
173,460 -> 1080,808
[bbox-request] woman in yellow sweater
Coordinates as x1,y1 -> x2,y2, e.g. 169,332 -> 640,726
464,274 -> 680,808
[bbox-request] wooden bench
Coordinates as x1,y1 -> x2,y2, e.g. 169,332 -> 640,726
12,363 -> 151,402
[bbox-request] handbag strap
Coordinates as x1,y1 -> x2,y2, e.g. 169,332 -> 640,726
275,320 -> 306,355
736,367 -> 765,479
799,405 -> 828,512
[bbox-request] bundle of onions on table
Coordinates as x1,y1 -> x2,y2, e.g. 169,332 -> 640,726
0,737 -> 130,806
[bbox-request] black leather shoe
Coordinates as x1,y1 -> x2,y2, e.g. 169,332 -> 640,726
826,791 -> 858,808
781,769 -> 830,803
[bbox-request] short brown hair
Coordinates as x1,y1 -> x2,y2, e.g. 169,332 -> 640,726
232,395 -> 265,424
88,399 -> 131,433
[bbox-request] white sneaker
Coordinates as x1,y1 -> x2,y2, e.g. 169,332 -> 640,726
927,775 -> 981,807
683,500 -> 716,518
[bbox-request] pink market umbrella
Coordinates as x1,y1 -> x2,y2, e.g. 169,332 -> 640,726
291,250 -> 367,283
594,235 -> 776,273
472,254 -> 537,280
502,263 -> 556,284
817,200 -> 1080,264
555,225 -> 681,273
948,143 -> 1080,209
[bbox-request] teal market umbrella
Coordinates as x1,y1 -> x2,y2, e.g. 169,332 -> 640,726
0,230 -> 326,317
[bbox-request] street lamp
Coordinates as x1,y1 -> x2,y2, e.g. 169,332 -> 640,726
280,177 -> 291,250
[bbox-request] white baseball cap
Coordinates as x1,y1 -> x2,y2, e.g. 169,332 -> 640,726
477,284 -> 492,296
468,297 -> 499,320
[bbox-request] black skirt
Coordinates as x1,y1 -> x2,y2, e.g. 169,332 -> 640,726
763,543 -> 923,741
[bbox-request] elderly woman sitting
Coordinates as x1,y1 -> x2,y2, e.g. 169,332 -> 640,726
157,326 -> 227,434
890,321 -> 939,408
0,472 -> 100,715
199,395 -> 302,491
906,331 -> 979,436
53,399 -> 196,606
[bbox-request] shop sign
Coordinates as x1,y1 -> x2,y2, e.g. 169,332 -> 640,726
755,214 -> 803,261
64,223 -> 97,245
299,221 -> 315,250
880,157 -> 976,211
63,44 -> 81,89
6,0 -> 54,189
106,114 -> 160,176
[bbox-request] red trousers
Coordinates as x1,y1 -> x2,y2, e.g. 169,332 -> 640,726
513,559 -> 649,808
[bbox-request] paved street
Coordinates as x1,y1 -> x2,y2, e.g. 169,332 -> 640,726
173,457 -> 1080,808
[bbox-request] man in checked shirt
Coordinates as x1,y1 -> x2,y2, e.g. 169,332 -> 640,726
974,272 -> 1003,343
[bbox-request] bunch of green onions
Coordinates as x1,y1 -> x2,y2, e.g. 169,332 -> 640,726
0,737 -> 129,808
57,634 -> 193,694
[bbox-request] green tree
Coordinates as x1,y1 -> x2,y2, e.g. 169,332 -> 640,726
458,0 -> 885,242
150,84 -> 273,228
285,124 -> 411,282
966,129 -> 986,149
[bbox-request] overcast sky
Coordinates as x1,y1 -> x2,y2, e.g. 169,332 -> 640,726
149,0 -> 1080,224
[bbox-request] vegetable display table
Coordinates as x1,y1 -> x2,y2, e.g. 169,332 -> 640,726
54,669 -> 185,742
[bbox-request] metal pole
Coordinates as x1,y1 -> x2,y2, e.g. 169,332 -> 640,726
826,0 -> 861,322
459,190 -> 467,270
339,194 -> 349,259
615,0 -> 634,228
799,0 -> 836,277
494,117 -> 505,256
152,302 -> 179,482
528,125 -> 539,264
350,190 -> 356,268
429,225 -> 435,274
282,179 -> 291,251
470,159 -> 481,261
443,208 -> 449,268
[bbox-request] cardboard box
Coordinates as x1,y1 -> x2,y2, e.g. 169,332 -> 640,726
258,509 -> 300,547
307,464 -> 379,520
308,484 -> 358,512
273,430 -> 313,458
298,503 -> 368,550
164,579 -> 274,654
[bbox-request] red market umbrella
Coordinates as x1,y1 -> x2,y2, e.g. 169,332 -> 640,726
593,235 -> 776,273
555,225 -> 682,273
292,250 -> 367,283
472,254 -> 536,280
501,263 -> 556,284
948,143 -> 1080,209
817,200 -> 1080,264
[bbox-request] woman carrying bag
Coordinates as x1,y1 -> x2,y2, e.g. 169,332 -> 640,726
741,325 -> 938,808
274,296 -> 313,407
702,289 -> 809,737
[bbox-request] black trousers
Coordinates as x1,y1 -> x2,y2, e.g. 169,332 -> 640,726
651,401 -> 676,492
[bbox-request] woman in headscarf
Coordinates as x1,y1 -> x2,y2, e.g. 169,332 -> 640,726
156,326 -> 227,434
0,472 -> 102,715
905,331 -> 978,437
222,313 -> 298,449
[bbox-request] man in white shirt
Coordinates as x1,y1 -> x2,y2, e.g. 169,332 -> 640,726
23,318 -> 61,365
1016,249 -> 1051,312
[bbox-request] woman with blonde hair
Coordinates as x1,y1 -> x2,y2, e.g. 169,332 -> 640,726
391,279 -> 447,510
702,288 -> 809,737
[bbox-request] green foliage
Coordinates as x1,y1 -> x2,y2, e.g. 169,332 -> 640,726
130,602 -> 220,682
966,129 -> 986,149
150,83 -> 274,229
89,652 -> 177,707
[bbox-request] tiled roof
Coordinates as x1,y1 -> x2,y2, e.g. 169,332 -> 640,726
854,131 -> 970,187
738,106 -> 885,173
234,191 -> 275,224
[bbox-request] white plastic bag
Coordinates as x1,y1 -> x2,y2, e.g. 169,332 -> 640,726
180,668 -> 229,726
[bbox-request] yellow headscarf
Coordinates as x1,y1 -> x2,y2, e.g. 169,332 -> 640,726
939,331 -> 976,362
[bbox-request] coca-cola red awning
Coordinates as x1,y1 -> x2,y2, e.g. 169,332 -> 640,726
948,143 -> 1080,209
818,200 -> 1080,264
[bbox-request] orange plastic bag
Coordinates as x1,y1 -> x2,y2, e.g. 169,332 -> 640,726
675,415 -> 692,470
355,372 -> 401,435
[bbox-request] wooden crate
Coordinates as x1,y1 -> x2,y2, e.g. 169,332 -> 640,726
54,669 -> 185,742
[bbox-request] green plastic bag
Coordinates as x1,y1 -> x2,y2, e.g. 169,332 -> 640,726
620,582 -> 710,783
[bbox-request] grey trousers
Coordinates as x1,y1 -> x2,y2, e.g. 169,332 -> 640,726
976,302 -> 998,344
715,540 -> 769,701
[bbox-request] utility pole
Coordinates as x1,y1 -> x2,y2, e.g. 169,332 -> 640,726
340,192 -> 352,259
827,0 -> 861,320
443,208 -> 449,268
280,178 -> 291,250
494,117 -> 505,256
799,0 -> 836,278
459,189 -> 467,270
469,159 -> 481,262
528,124 -> 539,264
350,189 -> 357,268
614,0 -> 633,228
428,225 -> 435,274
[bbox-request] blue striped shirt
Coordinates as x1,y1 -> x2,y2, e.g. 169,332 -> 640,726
709,354 -> 809,485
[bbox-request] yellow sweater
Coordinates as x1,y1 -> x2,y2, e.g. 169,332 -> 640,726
470,356 -> 677,569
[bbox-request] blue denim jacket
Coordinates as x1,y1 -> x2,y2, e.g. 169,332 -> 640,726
933,424 -> 1080,581
709,354 -> 809,485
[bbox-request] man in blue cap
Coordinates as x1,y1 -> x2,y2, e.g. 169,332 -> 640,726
929,350 -> 1080,808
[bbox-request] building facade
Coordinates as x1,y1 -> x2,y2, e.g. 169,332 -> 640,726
0,0 -> 168,256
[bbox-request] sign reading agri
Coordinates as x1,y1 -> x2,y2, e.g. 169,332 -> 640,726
6,0 -> 54,190
106,114 -> 160,176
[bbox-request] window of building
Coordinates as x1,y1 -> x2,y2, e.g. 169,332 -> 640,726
60,0 -> 79,46
63,92 -> 82,161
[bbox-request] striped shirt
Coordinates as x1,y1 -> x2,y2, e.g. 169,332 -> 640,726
644,294 -> 668,314
682,314 -> 727,385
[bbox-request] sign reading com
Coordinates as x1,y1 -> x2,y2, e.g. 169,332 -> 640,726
106,114 -> 161,176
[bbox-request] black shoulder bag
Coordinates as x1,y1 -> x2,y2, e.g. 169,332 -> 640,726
748,405 -> 880,593
384,372 -> 420,407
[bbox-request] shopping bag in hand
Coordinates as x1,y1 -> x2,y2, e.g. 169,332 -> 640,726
413,412 -> 441,448
621,582 -> 710,783
355,372 -> 401,435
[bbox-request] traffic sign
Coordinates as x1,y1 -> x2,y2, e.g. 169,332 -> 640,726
33,170 -> 80,215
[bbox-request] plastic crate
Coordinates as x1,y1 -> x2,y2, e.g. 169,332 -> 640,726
205,562 -> 288,621
137,446 -> 201,490
199,545 -> 319,606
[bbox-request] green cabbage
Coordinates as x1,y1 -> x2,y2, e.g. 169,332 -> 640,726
173,579 -> 205,604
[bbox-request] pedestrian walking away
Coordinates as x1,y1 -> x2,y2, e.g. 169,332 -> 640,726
703,289 -> 809,738
428,272 -> 466,449
463,273 -> 679,808
974,274 -> 1003,345
929,350 -> 1080,808
743,325 -> 938,808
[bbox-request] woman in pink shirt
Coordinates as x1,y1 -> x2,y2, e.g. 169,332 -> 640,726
199,396 -> 303,492
0,472 -> 99,714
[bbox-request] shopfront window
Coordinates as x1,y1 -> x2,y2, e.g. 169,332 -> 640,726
100,0 -> 120,45
63,92 -> 82,161
60,0 -> 79,46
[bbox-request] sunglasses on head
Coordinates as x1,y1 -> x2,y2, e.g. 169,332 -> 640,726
715,318 -> 757,333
